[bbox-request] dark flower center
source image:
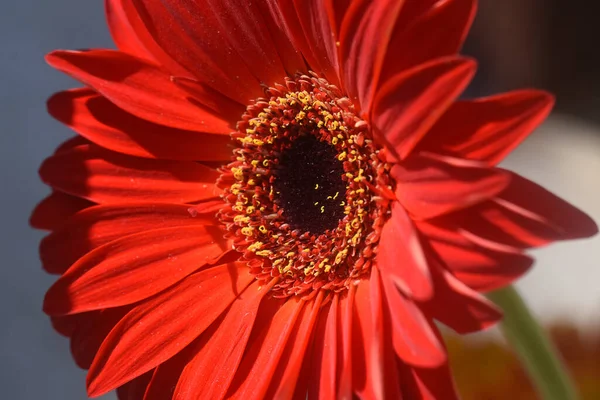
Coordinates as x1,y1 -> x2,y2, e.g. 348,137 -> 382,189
217,73 -> 394,297
274,134 -> 346,234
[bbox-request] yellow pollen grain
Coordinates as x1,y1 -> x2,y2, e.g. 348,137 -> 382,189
232,168 -> 244,181
256,250 -> 272,257
246,206 -> 255,214
320,206 -> 325,213
241,227 -> 254,236
258,225 -> 268,234
234,215 -> 249,224
334,249 -> 348,264
247,242 -> 263,252
331,137 -> 339,145
337,151 -> 347,161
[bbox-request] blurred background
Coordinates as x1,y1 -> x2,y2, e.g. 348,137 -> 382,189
0,1 -> 598,399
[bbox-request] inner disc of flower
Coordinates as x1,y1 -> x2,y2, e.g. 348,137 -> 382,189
217,74 -> 393,297
274,134 -> 346,234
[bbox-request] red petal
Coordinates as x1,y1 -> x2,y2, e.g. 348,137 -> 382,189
70,307 -> 131,369
395,0 -> 440,26
46,50 -> 234,133
268,292 -> 323,399
44,225 -> 229,315
40,202 -> 218,274
377,202 -> 433,300
372,57 -> 476,162
307,295 -> 339,399
30,191 -> 93,231
86,262 -> 254,397
50,314 -> 80,337
116,371 -> 153,400
424,264 -> 503,334
325,0 -> 351,36
131,0 -> 282,104
169,76 -> 246,122
39,144 -> 220,204
392,155 -> 510,219
417,90 -> 555,165
227,297 -> 305,399
291,0 -> 341,86
353,270 -> 402,398
380,272 -> 445,367
339,0 -> 405,112
337,285 -> 355,399
54,135 -> 90,154
455,171 -> 598,248
417,220 -> 533,292
381,0 -> 475,83
173,279 -> 270,400
143,346 -> 194,400
105,0 -> 152,60
398,354 -> 460,400
47,88 -> 234,161
252,1 -> 307,76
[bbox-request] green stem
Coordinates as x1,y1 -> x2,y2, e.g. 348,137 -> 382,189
487,286 -> 579,400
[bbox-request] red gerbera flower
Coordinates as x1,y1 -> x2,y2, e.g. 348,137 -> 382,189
33,0 -> 597,399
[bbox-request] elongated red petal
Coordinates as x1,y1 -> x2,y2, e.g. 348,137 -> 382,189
252,1 -> 307,76
372,57 -> 476,162
417,220 -> 533,292
325,0 -> 351,37
44,225 -> 229,315
456,171 -> 598,248
107,0 -> 194,81
46,50 -> 234,133
40,202 -> 219,274
50,314 -> 80,338
381,0 -> 475,83
337,285 -> 355,399
131,0 -> 279,104
173,279 -> 269,400
39,144 -> 219,204
143,346 -> 195,400
47,89 -> 234,161
116,371 -> 153,400
353,270 -> 402,399
398,351 -> 461,400
380,273 -> 445,367
227,297 -> 305,399
87,262 -> 254,397
417,90 -> 555,165
425,264 -> 502,334
339,0 -> 405,112
30,191 -> 93,231
291,0 -> 341,86
377,202 -> 433,300
70,307 -> 131,369
395,0 -> 440,27
392,155 -> 510,219
105,0 -> 152,60
308,295 -> 339,399
268,292 -> 323,399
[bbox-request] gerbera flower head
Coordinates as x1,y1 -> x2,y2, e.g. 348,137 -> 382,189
33,0 -> 597,399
